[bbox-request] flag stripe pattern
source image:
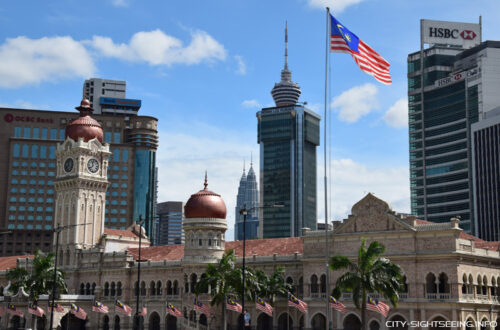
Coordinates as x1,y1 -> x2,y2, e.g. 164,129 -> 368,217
194,298 -> 210,316
226,298 -> 242,313
287,293 -> 308,314
255,297 -> 273,317
139,305 -> 147,317
115,299 -> 133,317
8,304 -> 24,317
166,302 -> 183,318
70,303 -> 87,320
28,302 -> 45,317
329,296 -> 346,313
366,297 -> 390,317
330,14 -> 392,85
48,302 -> 65,313
92,300 -> 109,313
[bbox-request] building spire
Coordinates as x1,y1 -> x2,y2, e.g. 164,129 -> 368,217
204,171 -> 208,190
250,151 -> 253,166
284,20 -> 288,71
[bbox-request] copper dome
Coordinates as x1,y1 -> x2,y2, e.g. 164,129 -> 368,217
185,174 -> 227,219
65,99 -> 104,143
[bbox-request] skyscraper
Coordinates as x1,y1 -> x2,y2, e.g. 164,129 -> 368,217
408,19 -> 500,234
257,24 -> 320,238
234,161 -> 259,240
83,78 -> 141,115
156,201 -> 184,245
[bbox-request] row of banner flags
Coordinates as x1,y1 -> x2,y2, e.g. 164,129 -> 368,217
0,295 -> 390,320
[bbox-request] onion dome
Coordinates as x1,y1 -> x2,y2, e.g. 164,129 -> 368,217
65,98 -> 104,143
185,173 -> 227,219
271,22 -> 301,107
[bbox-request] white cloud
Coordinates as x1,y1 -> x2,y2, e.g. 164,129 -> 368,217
234,55 -> 246,75
317,158 -> 410,222
0,100 -> 51,109
90,29 -> 227,66
383,98 -> 408,128
156,123 -> 258,241
241,99 -> 261,108
0,36 -> 95,88
111,0 -> 129,7
307,0 -> 364,13
331,83 -> 378,123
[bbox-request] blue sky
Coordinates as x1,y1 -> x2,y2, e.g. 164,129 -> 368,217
1,0 -> 499,239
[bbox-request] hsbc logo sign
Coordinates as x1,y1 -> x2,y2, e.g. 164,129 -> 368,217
422,19 -> 481,48
428,27 -> 477,40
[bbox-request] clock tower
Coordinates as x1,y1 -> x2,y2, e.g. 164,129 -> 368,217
54,99 -> 110,263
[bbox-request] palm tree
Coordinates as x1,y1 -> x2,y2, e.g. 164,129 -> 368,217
195,250 -> 238,330
330,238 -> 404,330
6,249 -> 67,328
253,266 -> 291,306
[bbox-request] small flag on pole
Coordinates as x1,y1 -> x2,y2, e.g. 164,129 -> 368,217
194,297 -> 211,316
28,302 -> 45,317
48,301 -> 65,313
330,14 -> 392,85
366,297 -> 390,317
166,302 -> 183,318
70,303 -> 87,320
226,297 -> 242,313
139,304 -> 147,317
255,297 -> 273,317
7,303 -> 24,317
115,299 -> 133,317
92,300 -> 109,313
329,296 -> 346,313
287,293 -> 308,314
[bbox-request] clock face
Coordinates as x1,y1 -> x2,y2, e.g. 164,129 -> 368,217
64,158 -> 73,173
87,158 -> 99,173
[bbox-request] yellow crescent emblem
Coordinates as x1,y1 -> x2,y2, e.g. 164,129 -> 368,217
337,24 -> 351,42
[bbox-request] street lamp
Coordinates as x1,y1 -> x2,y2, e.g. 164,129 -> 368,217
49,222 -> 90,330
238,203 -> 284,330
134,215 -> 145,330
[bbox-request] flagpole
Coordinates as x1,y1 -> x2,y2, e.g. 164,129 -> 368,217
324,6 -> 332,330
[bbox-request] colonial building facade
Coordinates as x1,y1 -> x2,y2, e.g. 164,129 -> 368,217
0,99 -> 499,330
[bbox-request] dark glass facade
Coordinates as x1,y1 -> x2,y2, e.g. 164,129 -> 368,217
156,201 -> 184,245
257,105 -> 320,238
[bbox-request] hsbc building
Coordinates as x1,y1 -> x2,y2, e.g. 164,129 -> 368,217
407,17 -> 500,241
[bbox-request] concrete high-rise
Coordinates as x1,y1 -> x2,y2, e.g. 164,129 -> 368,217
257,24 -> 320,238
156,202 -> 184,245
234,161 -> 259,240
408,19 -> 500,234
83,78 -> 141,115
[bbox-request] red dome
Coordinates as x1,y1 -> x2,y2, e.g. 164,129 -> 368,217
185,176 -> 227,219
65,99 -> 104,143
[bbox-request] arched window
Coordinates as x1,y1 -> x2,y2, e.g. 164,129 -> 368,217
190,274 -> 197,293
111,282 -> 116,296
477,275 -> 482,295
200,274 -> 208,293
134,281 -> 139,297
173,280 -> 179,295
104,282 -> 110,296
167,281 -> 173,295
286,277 -> 294,293
117,282 -> 122,296
462,274 -> 468,294
320,274 -> 327,294
140,281 -> 146,296
298,277 -> 304,297
426,273 -> 437,293
482,276 -> 487,296
150,281 -> 156,296
184,274 -> 189,293
438,273 -> 449,293
468,274 -> 474,294
402,276 -> 408,293
491,277 -> 496,297
311,275 -> 318,295
79,283 -> 85,295
92,283 -> 96,295
85,283 -> 91,295
157,281 -> 162,296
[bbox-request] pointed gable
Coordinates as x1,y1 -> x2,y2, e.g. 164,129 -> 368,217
335,193 -> 414,234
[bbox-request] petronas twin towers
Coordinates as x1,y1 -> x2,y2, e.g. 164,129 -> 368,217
234,161 -> 259,240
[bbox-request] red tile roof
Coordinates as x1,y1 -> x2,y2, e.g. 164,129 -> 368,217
459,232 -> 500,251
415,219 -> 435,225
104,228 -> 139,239
0,255 -> 34,271
127,237 -> 303,262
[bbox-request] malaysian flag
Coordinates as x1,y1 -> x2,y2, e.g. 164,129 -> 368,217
166,302 -> 182,318
366,297 -> 390,317
70,303 -> 87,320
48,301 -> 65,313
92,300 -> 109,313
194,298 -> 210,316
330,14 -> 391,85
7,304 -> 23,317
255,297 -> 273,317
288,293 -> 308,314
115,299 -> 132,317
28,302 -> 44,317
139,304 -> 147,317
329,296 -> 347,313
226,297 -> 242,313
